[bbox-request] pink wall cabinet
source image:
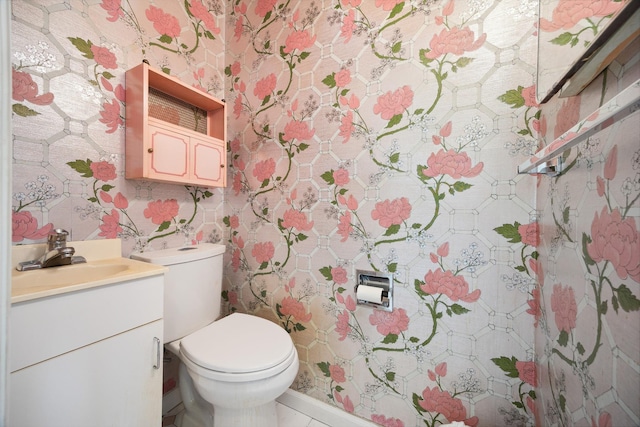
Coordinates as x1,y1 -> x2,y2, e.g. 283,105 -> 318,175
125,62 -> 226,187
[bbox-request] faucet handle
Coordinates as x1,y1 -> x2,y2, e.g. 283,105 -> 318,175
47,228 -> 69,249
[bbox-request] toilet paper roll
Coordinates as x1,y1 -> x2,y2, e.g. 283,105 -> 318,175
357,285 -> 384,303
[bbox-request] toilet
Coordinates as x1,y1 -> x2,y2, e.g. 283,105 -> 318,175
131,244 -> 299,427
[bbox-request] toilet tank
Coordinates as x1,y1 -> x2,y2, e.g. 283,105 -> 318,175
131,244 -> 226,343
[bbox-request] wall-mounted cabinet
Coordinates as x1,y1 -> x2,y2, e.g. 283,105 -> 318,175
125,62 -> 226,187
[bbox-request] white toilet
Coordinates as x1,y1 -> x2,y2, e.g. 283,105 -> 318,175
131,244 -> 299,427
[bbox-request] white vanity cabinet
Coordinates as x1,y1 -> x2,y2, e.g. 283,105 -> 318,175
8,274 -> 164,427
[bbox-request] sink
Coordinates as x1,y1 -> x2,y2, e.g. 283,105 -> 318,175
11,258 -> 166,304
13,262 -> 130,290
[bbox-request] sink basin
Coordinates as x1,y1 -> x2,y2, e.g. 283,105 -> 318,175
13,263 -> 130,290
10,258 -> 166,303
11,239 -> 167,304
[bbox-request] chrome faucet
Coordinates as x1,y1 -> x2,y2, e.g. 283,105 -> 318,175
16,229 -> 87,271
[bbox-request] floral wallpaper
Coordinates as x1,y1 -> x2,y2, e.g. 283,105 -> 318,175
10,1 -> 638,427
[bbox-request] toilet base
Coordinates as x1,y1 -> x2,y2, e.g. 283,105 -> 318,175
177,363 -> 214,427
214,401 -> 277,427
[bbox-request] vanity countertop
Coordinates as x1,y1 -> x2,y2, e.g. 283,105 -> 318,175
11,239 -> 166,304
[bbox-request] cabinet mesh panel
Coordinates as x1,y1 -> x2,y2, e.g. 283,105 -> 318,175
148,87 -> 208,134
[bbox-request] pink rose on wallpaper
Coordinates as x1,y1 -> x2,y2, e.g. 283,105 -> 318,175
421,269 -> 481,302
99,99 -> 123,134
341,0 -> 362,6
422,149 -> 483,179
255,0 -> 277,17
369,308 -> 409,336
90,160 -> 117,181
587,207 -> 640,282
229,215 -> 240,229
230,137 -> 241,153
230,61 -> 241,76
234,235 -> 245,249
333,169 -> 350,186
253,158 -> 276,182
145,5 -> 181,38
283,120 -> 315,141
281,209 -> 314,231
337,211 -> 353,242
234,96 -> 244,119
539,0 -> 623,32
339,111 -> 355,143
521,85 -> 539,108
283,30 -> 317,54
189,0 -> 221,34
340,93 -> 360,110
329,364 -> 346,383
254,73 -> 277,100
280,296 -> 312,322
99,209 -> 122,238
337,294 -> 356,311
425,27 -> 486,59
101,191 -> 128,209
373,86 -> 414,120
341,395 -> 354,413
516,360 -> 538,387
252,241 -> 275,264
550,283 -> 577,333
371,415 -> 404,427
530,258 -> 544,287
338,194 -> 358,211
554,96 -> 581,139
440,121 -> 453,137
114,84 -> 125,102
231,248 -> 241,272
371,197 -> 412,228
527,288 -> 542,327
12,211 -> 53,242
335,69 -> 351,88
518,222 -> 540,247
375,0 -> 403,11
336,309 -> 351,340
90,45 -> 117,69
437,242 -> 450,258
227,290 -> 238,305
592,411 -> 612,427
428,362 -> 447,381
232,171 -> 242,195
341,9 -> 356,43
234,15 -> 244,42
101,0 -> 123,22
419,387 -> 468,423
331,266 -> 348,284
12,69 -> 54,105
144,199 -> 179,225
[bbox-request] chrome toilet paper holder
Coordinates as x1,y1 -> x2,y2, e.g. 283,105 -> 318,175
355,269 -> 393,312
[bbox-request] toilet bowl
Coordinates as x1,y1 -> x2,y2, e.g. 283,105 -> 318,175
165,313 -> 299,427
130,244 -> 299,427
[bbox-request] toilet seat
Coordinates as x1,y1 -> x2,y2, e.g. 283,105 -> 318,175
179,313 -> 297,382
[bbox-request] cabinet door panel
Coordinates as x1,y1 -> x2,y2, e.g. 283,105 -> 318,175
149,125 -> 189,180
9,321 -> 163,427
192,137 -> 223,185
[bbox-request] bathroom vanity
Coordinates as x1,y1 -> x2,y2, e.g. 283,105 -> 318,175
9,239 -> 166,427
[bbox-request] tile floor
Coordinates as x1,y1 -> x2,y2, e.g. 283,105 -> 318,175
163,402 -> 330,427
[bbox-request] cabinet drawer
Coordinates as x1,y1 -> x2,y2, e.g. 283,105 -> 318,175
9,275 -> 163,372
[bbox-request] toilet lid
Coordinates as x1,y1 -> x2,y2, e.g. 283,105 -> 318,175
180,313 -> 295,373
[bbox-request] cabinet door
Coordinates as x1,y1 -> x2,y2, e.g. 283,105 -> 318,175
191,136 -> 226,187
148,124 -> 189,182
9,320 -> 163,427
